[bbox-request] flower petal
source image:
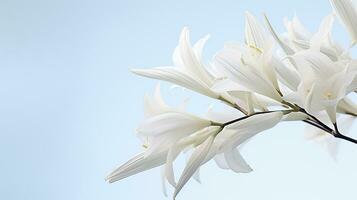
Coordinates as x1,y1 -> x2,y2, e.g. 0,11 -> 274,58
138,112 -> 210,137
224,148 -> 252,173
263,14 -> 295,55
217,112 -> 283,151
177,27 -> 214,85
106,151 -> 167,183
174,136 -> 214,199
245,12 -> 273,50
310,14 -> 335,50
132,67 -> 218,98
330,0 -> 357,45
214,48 -> 282,101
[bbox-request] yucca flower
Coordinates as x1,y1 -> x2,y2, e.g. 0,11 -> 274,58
107,0 -> 357,199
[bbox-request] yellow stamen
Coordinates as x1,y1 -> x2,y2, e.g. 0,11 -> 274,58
248,44 -> 263,53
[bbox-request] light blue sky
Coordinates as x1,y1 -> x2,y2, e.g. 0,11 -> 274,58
0,0 -> 357,199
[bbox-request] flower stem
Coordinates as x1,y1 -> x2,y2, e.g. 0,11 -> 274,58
335,133 -> 357,144
221,109 -> 292,127
222,96 -> 357,145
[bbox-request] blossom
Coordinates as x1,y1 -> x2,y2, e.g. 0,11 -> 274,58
286,49 -> 357,123
283,14 -> 349,61
107,85 -> 284,198
213,13 -> 285,104
107,1 -> 357,198
106,85 -> 214,184
131,27 -> 237,105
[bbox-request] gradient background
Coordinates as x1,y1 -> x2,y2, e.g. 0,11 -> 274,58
1,0 -> 357,199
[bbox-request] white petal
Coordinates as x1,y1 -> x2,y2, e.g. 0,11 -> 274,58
106,151 -> 167,183
192,167 -> 201,183
262,49 -> 280,90
263,14 -> 295,55
304,84 -> 316,115
292,39 -> 340,61
330,0 -> 357,45
177,27 -> 214,85
165,144 -> 183,187
214,48 -> 282,101
174,136 -> 214,199
206,105 -> 243,124
337,97 -> 357,116
245,12 -> 273,50
310,14 -> 335,50
217,112 -> 283,151
193,34 -> 210,65
160,166 -> 168,197
138,112 -> 210,136
224,148 -> 252,173
211,78 -> 248,93
291,50 -> 338,79
164,126 -> 221,187
214,153 -> 230,169
282,112 -> 308,121
285,15 -> 312,41
325,103 -> 338,124
227,91 -> 255,115
131,67 -> 218,98
273,58 -> 300,91
143,83 -> 170,117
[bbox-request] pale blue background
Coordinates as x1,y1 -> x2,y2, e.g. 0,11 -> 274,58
1,0 -> 357,199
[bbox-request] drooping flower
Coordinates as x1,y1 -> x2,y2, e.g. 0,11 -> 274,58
107,85 -> 286,198
106,85 -> 214,183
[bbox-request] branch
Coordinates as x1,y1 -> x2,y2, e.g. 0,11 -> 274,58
220,109 -> 291,127
301,113 -> 357,145
335,133 -> 357,144
220,95 -> 357,145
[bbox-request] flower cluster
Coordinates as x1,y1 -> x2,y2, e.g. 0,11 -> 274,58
107,0 -> 357,198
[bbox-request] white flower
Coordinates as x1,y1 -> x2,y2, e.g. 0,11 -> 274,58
283,14 -> 349,61
286,50 -> 357,123
131,27 -> 220,99
106,85 -> 214,183
330,0 -> 357,45
214,44 -> 283,102
213,12 -> 286,103
107,1 -> 357,197
209,110 -> 284,173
